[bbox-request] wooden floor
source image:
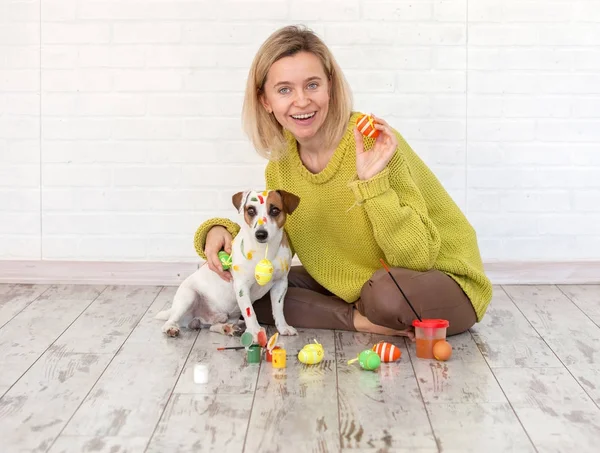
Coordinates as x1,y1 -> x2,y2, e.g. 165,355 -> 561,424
1,284 -> 599,453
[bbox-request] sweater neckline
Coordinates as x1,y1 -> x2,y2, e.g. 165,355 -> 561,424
288,112 -> 360,185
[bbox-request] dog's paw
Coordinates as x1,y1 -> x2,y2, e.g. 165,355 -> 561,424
276,324 -> 298,336
162,324 -> 180,337
210,323 -> 242,336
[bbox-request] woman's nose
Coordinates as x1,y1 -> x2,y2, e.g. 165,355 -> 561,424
294,91 -> 310,107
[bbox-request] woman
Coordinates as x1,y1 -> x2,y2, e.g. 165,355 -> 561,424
193,25 -> 492,338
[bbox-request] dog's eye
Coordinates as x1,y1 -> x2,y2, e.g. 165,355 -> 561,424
247,207 -> 257,216
270,207 -> 281,216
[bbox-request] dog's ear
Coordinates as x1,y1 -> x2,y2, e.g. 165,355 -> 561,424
232,191 -> 246,212
277,190 -> 300,215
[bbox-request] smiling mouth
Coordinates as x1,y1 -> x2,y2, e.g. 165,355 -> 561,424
291,112 -> 316,120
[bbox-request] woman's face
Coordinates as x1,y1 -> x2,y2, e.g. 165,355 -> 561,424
260,51 -> 331,144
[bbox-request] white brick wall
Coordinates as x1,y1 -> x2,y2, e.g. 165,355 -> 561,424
1,0 -> 599,263
0,0 -> 41,259
467,0 -> 600,262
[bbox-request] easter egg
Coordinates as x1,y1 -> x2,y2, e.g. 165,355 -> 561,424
356,114 -> 380,139
372,341 -> 401,362
433,340 -> 452,361
357,349 -> 381,371
255,259 -> 273,286
218,251 -> 232,270
298,342 -> 324,365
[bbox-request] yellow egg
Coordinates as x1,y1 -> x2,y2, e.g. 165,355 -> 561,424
298,343 -> 324,364
255,259 -> 273,286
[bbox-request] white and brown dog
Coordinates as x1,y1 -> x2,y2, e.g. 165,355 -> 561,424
155,189 -> 300,343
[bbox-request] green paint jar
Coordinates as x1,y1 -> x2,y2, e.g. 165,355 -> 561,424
247,345 -> 261,364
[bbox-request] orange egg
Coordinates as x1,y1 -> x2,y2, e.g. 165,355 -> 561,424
356,114 -> 380,138
433,340 -> 452,361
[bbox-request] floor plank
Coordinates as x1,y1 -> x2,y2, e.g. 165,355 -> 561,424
408,330 -> 533,451
409,331 -> 506,405
173,329 -> 260,395
569,365 -> 600,406
0,350 -> 112,453
559,284 -> 600,327
336,332 -> 437,451
244,328 -> 340,453
61,287 -> 198,438
48,436 -> 148,453
0,284 -> 49,328
495,367 -> 600,453
0,285 -> 160,453
471,286 -> 562,368
427,402 -> 535,453
0,283 -> 598,452
53,285 -> 162,354
146,394 -> 253,453
503,285 -> 600,366
0,285 -> 105,386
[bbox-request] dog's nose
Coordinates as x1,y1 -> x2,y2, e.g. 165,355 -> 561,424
255,229 -> 268,242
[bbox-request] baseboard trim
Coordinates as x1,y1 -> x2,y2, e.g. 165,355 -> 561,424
0,260 -> 199,286
0,260 -> 599,286
483,261 -> 600,285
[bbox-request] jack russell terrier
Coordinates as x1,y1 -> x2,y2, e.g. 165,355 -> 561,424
155,189 -> 300,343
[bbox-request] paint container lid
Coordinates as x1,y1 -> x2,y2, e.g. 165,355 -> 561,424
412,319 -> 449,329
240,331 -> 253,347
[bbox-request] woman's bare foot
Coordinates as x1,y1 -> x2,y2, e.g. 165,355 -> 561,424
352,310 -> 415,341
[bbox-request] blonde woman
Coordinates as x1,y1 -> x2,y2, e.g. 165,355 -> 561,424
194,25 -> 492,338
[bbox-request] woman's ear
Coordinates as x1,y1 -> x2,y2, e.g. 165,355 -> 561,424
259,93 -> 272,114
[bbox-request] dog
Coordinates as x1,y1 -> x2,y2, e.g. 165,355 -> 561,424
155,189 -> 300,343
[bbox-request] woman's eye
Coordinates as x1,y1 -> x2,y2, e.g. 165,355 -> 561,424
247,207 -> 256,216
278,87 -> 290,94
308,82 -> 318,89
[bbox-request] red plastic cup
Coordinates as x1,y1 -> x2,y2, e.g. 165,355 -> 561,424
412,319 -> 449,359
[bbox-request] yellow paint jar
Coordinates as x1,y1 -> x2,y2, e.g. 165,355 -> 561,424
272,348 -> 287,369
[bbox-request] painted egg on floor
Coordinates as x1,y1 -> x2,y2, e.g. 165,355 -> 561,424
298,342 -> 324,364
372,341 -> 401,362
356,114 -> 380,139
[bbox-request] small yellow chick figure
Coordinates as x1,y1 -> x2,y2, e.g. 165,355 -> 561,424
255,258 -> 273,286
298,340 -> 325,364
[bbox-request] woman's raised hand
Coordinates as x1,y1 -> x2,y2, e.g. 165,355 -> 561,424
353,114 -> 398,181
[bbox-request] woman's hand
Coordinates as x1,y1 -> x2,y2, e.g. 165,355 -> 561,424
353,114 -> 398,181
204,226 -> 233,282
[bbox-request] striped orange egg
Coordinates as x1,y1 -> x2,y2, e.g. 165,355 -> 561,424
372,341 -> 401,362
356,114 -> 380,139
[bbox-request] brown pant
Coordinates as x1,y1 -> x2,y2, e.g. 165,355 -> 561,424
253,266 -> 477,336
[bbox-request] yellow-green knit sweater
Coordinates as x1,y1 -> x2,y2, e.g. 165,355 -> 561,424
194,112 -> 493,321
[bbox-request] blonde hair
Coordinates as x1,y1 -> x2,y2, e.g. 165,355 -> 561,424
242,25 -> 353,160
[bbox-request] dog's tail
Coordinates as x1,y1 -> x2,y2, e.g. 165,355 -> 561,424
154,308 -> 172,321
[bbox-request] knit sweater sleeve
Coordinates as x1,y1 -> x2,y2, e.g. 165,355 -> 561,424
193,218 -> 241,260
347,135 -> 441,271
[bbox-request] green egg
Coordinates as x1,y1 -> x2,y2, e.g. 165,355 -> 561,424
218,250 -> 232,270
358,349 -> 381,371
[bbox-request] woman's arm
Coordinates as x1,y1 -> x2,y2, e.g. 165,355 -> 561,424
349,128 -> 441,271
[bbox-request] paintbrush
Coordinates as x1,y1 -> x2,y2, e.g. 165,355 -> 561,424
379,258 -> 422,322
216,346 -> 246,351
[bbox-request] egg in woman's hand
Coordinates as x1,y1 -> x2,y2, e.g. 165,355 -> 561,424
433,340 -> 452,361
